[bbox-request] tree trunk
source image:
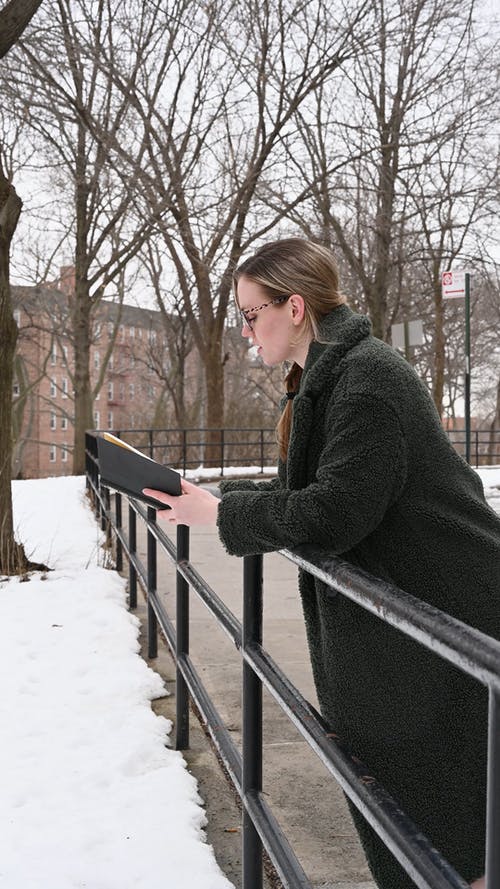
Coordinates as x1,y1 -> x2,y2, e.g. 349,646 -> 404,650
204,336 -> 226,468
0,0 -> 44,58
71,271 -> 93,474
71,124 -> 93,475
0,168 -> 30,572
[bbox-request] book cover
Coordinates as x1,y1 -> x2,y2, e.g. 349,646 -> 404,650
96,432 -> 181,509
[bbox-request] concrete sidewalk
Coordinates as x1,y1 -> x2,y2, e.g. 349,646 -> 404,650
129,518 -> 374,889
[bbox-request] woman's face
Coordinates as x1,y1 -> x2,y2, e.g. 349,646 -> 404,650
237,276 -> 311,367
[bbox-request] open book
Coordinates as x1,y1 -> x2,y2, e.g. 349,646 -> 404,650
96,432 -> 181,509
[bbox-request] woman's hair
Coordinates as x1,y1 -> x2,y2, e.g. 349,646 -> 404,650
233,238 -> 347,460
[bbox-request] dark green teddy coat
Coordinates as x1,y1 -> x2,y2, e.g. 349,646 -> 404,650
217,304 -> 500,889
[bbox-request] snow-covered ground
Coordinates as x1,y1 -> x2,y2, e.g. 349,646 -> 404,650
1,476 -> 234,889
1,466 -> 499,889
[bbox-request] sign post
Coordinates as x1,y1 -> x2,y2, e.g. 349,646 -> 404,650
442,270 -> 471,463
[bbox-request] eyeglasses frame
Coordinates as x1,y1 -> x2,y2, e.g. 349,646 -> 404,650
239,294 -> 289,331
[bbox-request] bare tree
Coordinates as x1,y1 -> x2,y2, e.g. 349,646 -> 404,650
283,0 -> 496,344
0,0 -> 45,573
79,0 -> 372,453
5,0 -> 160,472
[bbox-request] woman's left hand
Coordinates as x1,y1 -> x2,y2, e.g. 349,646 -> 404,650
143,478 -> 220,527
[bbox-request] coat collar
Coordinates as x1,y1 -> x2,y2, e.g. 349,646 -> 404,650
299,304 -> 372,397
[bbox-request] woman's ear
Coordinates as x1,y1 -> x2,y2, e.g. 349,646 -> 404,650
288,294 -> 306,326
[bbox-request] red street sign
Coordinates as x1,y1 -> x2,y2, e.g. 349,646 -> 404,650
442,270 -> 466,299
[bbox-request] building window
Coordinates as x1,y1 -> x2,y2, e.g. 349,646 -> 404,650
130,326 -> 135,339
13,309 -> 21,327
61,443 -> 68,463
107,412 -> 113,430
94,410 -> 100,428
61,416 -> 68,431
62,378 -> 68,398
109,355 -> 114,370
94,351 -> 100,369
13,380 -> 20,397
95,390 -> 100,401
50,411 -> 57,431
50,378 -> 57,397
51,344 -> 57,365
129,383 -> 135,398
149,329 -> 157,344
49,444 -> 56,463
108,381 -> 114,400
119,324 -> 125,342
62,345 -> 68,365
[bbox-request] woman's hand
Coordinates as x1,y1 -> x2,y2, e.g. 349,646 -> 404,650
142,478 -> 219,527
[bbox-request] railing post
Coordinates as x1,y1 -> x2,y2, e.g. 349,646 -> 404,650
220,428 -> 225,477
147,506 -> 158,658
149,429 -> 154,458
485,688 -> 500,889
242,553 -> 264,889
183,429 -> 187,477
260,428 -> 264,473
115,492 -> 123,573
128,504 -> 137,610
176,524 -> 190,750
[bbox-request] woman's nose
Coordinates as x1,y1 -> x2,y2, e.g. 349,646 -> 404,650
241,322 -> 252,338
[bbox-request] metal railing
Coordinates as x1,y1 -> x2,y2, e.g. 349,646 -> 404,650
96,426 -> 278,475
95,426 -> 500,472
85,432 -> 500,889
446,428 -> 500,468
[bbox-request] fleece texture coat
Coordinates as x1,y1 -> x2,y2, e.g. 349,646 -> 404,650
217,304 -> 500,889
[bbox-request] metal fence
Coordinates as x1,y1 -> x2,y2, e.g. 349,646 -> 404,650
85,432 -> 500,889
446,428 -> 500,467
98,426 -> 278,474
97,426 -> 500,472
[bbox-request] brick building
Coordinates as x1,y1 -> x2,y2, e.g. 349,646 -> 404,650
12,269 -> 197,478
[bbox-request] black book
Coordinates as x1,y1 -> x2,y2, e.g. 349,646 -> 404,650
96,432 -> 181,509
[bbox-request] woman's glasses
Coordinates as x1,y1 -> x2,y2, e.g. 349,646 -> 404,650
239,294 -> 289,331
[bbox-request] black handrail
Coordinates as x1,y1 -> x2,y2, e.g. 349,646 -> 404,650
85,431 -> 500,889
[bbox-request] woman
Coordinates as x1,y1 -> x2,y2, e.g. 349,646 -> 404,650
144,238 -> 499,889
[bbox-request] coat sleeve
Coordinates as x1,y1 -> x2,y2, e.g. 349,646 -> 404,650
219,476 -> 281,494
217,394 -> 407,557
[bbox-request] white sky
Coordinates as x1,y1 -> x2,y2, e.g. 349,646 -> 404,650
1,468 -> 499,888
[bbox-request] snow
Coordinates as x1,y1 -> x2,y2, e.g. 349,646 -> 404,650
1,476 -> 234,889
1,465 -> 499,889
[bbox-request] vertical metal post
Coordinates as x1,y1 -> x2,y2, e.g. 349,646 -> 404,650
128,504 -> 137,610
183,429 -> 187,477
465,272 -> 471,464
175,524 -> 190,750
242,554 -> 263,889
403,321 -> 410,363
220,428 -> 225,477
260,429 -> 264,473
115,492 -> 123,572
149,429 -> 154,458
485,689 -> 500,889
147,506 -> 157,658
